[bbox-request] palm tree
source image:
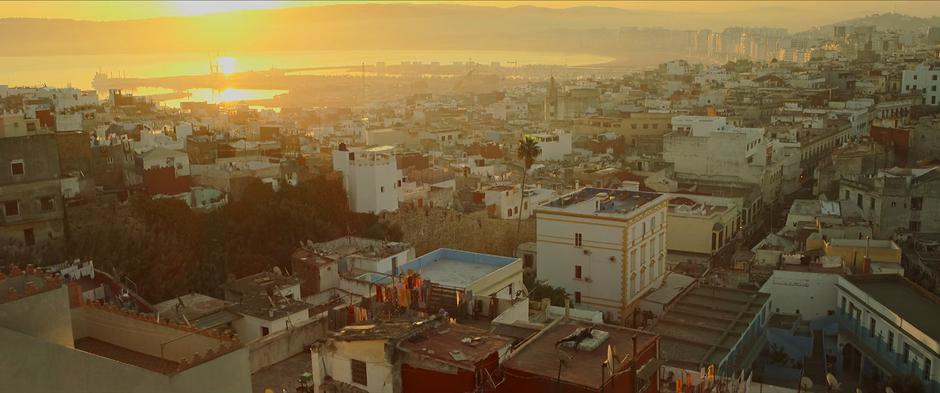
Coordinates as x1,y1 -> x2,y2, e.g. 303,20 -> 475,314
515,135 -> 541,244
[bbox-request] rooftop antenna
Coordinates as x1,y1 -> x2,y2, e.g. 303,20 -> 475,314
361,62 -> 366,104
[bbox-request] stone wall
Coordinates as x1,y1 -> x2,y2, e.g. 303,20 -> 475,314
381,207 -> 535,257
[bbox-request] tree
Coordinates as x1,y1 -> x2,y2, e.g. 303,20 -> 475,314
515,135 -> 541,245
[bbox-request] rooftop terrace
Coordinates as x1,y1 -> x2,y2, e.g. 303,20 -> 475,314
376,248 -> 517,289
540,187 -> 663,216
503,319 -> 657,390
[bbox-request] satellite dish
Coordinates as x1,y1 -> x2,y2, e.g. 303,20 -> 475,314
800,377 -> 814,390
886,387 -> 895,393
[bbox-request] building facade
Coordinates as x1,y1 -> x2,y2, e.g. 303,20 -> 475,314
536,187 -> 670,322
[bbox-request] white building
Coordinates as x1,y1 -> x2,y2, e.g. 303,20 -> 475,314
836,275 -> 940,391
140,146 -> 191,176
535,187 -> 670,322
902,63 -> 940,105
663,116 -> 769,185
530,131 -> 572,161
332,145 -> 404,214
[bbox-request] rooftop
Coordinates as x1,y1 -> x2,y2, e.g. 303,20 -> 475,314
540,187 -> 663,217
843,275 -> 940,340
789,199 -> 842,218
229,295 -> 311,321
651,285 -> 769,370
502,319 -> 658,390
398,323 -> 513,369
0,266 -> 62,305
377,248 -> 517,289
332,318 -> 430,341
221,271 -> 300,297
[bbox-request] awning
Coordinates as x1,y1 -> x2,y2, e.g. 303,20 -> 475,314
637,358 -> 668,381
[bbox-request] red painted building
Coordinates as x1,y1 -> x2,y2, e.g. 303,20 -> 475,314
499,319 -> 661,393
399,323 -> 513,393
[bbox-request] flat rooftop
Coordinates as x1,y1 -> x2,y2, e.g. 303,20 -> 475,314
843,275 -> 940,340
652,285 -> 769,370
503,319 -> 657,390
789,199 -> 841,218
379,248 -> 517,288
398,323 -> 513,368
541,187 -> 662,216
221,271 -> 300,296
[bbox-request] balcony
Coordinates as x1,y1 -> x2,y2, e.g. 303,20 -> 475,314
834,312 -> 938,392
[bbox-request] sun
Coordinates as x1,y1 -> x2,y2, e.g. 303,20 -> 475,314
217,57 -> 237,75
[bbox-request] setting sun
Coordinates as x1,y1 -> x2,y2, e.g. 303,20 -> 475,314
216,57 -> 237,74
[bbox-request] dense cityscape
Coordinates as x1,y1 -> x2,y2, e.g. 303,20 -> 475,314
1,2 -> 940,393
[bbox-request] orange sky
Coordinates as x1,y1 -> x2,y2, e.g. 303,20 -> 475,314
1,1 -> 936,22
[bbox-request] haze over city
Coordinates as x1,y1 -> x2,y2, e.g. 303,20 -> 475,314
1,2 -> 940,393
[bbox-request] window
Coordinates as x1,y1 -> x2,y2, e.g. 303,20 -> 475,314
380,186 -> 384,193
523,254 -> 534,269
903,343 -> 911,364
841,297 -> 846,314
351,359 -> 368,385
925,358 -> 932,380
507,209 -> 512,217
912,197 -> 924,210
23,228 -> 35,246
844,190 -> 850,200
26,123 -> 36,132
933,75 -> 938,81
856,194 -> 863,209
574,291 -> 581,304
40,197 -> 54,212
261,326 -> 270,336
869,318 -> 876,337
911,221 -> 922,232
3,201 -> 19,217
575,233 -> 582,247
888,331 -> 895,353
11,160 -> 24,176
575,265 -> 582,279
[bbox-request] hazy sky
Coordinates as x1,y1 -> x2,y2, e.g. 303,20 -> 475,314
3,1 -> 939,25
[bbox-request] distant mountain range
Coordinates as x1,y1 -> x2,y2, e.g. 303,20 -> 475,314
0,4 -> 934,57
808,12 -> 940,33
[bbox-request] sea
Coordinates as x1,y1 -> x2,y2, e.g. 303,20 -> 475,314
0,50 -> 611,108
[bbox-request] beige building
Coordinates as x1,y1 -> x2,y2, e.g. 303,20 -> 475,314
572,112 -> 673,141
0,266 -> 251,393
666,194 -> 741,257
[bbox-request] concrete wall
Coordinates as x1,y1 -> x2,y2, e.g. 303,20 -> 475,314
72,305 -> 225,363
312,339 -> 397,393
0,285 -> 73,347
248,316 -> 326,373
0,326 -> 251,393
233,309 -> 311,343
759,270 -> 839,320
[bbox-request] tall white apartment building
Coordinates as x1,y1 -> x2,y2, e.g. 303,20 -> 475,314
902,63 -> 940,106
535,187 -> 670,322
332,145 -> 404,214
